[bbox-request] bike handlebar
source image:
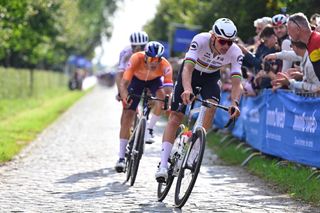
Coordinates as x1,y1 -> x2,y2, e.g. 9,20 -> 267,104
179,86 -> 236,128
127,89 -> 169,111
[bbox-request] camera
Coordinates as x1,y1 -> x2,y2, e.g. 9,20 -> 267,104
264,61 -> 272,72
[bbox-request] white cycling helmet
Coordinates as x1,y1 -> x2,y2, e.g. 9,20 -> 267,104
212,18 -> 237,40
145,41 -> 165,58
129,31 -> 149,45
272,14 -> 287,26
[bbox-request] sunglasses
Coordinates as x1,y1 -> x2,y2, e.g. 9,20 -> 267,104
146,56 -> 161,63
217,38 -> 233,46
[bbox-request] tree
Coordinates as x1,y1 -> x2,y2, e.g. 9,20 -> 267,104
0,0 -> 120,70
144,0 -> 320,52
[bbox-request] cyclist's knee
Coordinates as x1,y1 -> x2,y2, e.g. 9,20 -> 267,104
168,111 -> 183,125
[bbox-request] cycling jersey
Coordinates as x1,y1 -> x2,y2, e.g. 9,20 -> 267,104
307,31 -> 320,80
123,52 -> 173,87
184,32 -> 243,78
118,46 -> 132,72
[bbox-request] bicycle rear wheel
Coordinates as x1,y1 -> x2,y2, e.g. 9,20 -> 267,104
174,127 -> 206,208
130,117 -> 146,186
157,124 -> 185,201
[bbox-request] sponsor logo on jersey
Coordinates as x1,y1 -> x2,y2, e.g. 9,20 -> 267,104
216,56 -> 224,61
190,41 -> 198,50
164,67 -> 171,75
237,55 -> 243,65
204,52 -> 211,58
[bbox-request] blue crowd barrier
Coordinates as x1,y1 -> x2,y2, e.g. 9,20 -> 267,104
214,89 -> 320,168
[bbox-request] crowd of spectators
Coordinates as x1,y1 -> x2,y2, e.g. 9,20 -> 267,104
220,12 -> 320,97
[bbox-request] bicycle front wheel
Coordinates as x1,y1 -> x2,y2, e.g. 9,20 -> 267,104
130,117 -> 146,186
125,138 -> 134,182
174,127 -> 206,208
157,124 -> 185,201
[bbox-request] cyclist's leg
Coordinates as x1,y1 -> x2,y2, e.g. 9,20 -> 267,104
145,77 -> 163,141
199,72 -> 221,130
116,77 -> 144,171
156,67 -> 186,181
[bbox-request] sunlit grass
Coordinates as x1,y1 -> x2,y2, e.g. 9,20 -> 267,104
207,132 -> 320,206
0,88 -> 86,162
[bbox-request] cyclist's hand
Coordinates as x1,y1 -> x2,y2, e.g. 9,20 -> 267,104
147,99 -> 155,108
122,95 -> 133,108
228,105 -> 240,119
181,90 -> 194,105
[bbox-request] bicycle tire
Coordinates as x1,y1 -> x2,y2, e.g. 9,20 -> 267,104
130,117 -> 146,186
174,127 -> 206,208
157,124 -> 185,201
125,118 -> 137,182
125,137 -> 134,182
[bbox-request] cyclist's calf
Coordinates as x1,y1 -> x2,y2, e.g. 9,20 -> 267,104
163,111 -> 184,143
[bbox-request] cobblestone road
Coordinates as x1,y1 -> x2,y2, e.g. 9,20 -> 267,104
0,85 -> 318,212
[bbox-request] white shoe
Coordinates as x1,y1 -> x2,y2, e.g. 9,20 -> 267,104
145,128 -> 155,144
115,158 -> 125,173
155,167 -> 168,183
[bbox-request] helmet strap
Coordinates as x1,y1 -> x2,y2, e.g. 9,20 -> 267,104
212,37 -> 221,55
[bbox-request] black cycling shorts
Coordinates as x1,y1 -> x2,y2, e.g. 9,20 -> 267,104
127,76 -> 162,110
171,62 -> 221,114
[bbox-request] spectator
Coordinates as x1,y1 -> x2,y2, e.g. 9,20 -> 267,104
272,14 -> 292,72
266,41 -> 320,92
310,13 -> 320,27
253,26 -> 282,89
252,17 -> 273,50
287,12 -> 320,80
239,24 -> 276,74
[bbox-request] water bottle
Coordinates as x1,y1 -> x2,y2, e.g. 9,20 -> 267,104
173,130 -> 192,174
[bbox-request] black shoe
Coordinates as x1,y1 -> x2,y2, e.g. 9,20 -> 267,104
145,128 -> 155,144
115,158 -> 125,173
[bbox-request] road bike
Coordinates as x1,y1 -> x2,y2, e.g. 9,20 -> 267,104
125,88 -> 169,186
157,87 -> 234,208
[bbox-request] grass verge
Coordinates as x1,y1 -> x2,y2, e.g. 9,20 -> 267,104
0,88 -> 87,162
207,131 -> 320,206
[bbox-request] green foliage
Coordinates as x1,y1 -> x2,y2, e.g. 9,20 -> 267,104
144,0 -> 320,50
0,0 -> 119,69
0,67 -> 68,99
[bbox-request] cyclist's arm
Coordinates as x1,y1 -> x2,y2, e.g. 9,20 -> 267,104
182,61 -> 195,93
230,48 -> 244,107
120,78 -> 130,101
116,72 -> 124,94
230,76 -> 243,107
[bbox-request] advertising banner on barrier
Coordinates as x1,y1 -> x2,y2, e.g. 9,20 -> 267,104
214,89 -> 320,168
264,90 -> 320,167
242,92 -> 267,150
232,99 -> 245,140
214,92 -> 230,129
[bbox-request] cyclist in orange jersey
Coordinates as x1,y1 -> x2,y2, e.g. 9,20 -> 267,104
115,41 -> 173,172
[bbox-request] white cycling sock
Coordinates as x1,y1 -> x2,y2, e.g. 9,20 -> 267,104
160,141 -> 173,169
148,113 -> 160,130
119,138 -> 128,159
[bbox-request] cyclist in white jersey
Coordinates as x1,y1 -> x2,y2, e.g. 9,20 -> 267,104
116,31 -> 149,96
155,18 -> 243,182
